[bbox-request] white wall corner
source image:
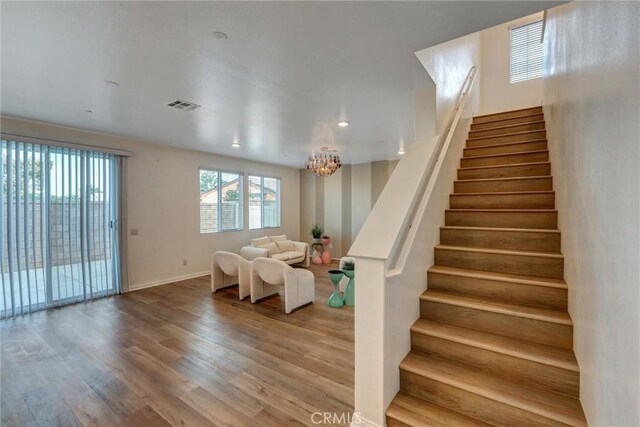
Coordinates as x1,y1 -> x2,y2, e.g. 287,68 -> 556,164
350,414 -> 385,427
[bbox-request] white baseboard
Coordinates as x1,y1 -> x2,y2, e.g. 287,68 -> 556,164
127,270 -> 210,292
350,415 -> 384,427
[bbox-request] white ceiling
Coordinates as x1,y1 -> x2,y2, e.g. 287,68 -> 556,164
1,1 -> 560,167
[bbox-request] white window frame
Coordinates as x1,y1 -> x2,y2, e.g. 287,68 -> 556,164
248,174 -> 281,230
509,19 -> 544,84
199,168 -> 243,234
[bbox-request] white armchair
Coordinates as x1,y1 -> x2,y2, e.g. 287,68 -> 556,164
211,251 -> 251,300
240,235 -> 310,267
250,257 -> 315,314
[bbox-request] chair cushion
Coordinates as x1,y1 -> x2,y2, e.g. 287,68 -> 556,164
251,236 -> 271,247
281,251 -> 305,261
269,234 -> 288,242
271,252 -> 290,261
275,240 -> 295,252
258,242 -> 280,254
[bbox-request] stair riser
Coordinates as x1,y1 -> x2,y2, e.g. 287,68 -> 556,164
411,334 -> 579,397
386,418 -> 411,427
400,370 -> 566,426
473,107 -> 543,124
450,192 -> 555,209
435,248 -> 564,279
458,163 -> 551,180
471,113 -> 544,130
440,227 -> 560,253
469,122 -> 546,138
428,271 -> 567,309
454,177 -> 552,193
461,151 -> 549,168
464,140 -> 547,157
467,131 -> 547,148
420,301 -> 573,349
445,211 -> 558,230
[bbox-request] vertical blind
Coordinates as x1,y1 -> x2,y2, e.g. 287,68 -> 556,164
1,139 -> 121,318
510,20 -> 544,83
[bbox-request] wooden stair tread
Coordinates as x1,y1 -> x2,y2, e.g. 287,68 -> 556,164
441,225 -> 560,235
462,149 -> 548,161
467,130 -> 546,142
473,106 -> 543,121
411,319 -> 579,371
452,190 -> 554,196
387,392 -> 491,427
447,208 -> 557,212
471,113 -> 545,130
435,244 -> 563,259
456,175 -> 552,183
469,120 -> 546,134
464,138 -> 547,151
459,161 -> 551,172
429,264 -> 567,289
420,290 -> 572,325
400,353 -> 586,426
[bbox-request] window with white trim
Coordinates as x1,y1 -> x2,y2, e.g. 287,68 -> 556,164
509,20 -> 544,83
199,169 -> 243,233
249,175 -> 281,229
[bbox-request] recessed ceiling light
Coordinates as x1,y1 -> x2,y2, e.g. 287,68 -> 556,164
231,142 -> 240,148
84,109 -> 93,114
337,120 -> 349,127
398,149 -> 405,155
104,80 -> 120,87
213,31 -> 228,40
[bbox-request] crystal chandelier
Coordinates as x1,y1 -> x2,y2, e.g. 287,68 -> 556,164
305,148 -> 342,177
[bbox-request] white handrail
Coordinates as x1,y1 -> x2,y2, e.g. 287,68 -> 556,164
387,65 -> 478,274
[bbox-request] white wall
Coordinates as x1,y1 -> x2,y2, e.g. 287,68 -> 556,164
299,160 -> 398,259
349,32 -> 481,426
299,169 -> 317,247
350,163 -> 372,243
543,2 -> 640,426
479,13 -> 544,115
1,116 -> 301,290
415,32 -> 481,135
323,168 -> 343,259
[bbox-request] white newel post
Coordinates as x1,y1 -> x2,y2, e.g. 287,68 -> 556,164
352,257 -> 388,427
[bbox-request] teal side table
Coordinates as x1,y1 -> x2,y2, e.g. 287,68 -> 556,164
327,270 -> 344,308
343,269 -> 355,307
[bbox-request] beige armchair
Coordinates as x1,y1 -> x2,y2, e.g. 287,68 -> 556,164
249,257 -> 315,314
211,251 -> 251,300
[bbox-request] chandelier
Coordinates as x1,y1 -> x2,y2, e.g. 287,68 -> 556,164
305,148 -> 342,177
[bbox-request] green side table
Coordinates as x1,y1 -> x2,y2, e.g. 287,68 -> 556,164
327,270 -> 344,308
343,269 -> 355,307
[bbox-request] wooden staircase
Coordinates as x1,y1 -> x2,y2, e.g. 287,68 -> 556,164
386,106 -> 588,426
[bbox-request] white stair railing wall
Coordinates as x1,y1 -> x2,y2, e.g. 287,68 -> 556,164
348,65 -> 479,427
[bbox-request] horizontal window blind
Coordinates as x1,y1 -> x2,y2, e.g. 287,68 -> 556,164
510,20 -> 544,83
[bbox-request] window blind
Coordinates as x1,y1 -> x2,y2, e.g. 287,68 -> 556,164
510,20 -> 544,83
1,139 -> 121,318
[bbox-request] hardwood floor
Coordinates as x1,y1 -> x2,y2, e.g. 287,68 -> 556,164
1,262 -> 354,427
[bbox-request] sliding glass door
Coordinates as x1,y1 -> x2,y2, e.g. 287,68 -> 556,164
1,140 -> 121,318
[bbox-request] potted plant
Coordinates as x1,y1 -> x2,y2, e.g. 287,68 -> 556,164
342,261 -> 355,307
310,224 -> 324,243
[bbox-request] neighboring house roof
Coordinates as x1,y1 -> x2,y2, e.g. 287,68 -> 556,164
200,178 -> 277,203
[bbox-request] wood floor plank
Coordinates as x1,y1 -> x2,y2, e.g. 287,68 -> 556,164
1,262 -> 354,427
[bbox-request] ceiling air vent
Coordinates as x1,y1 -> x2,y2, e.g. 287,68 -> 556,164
166,98 -> 201,111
